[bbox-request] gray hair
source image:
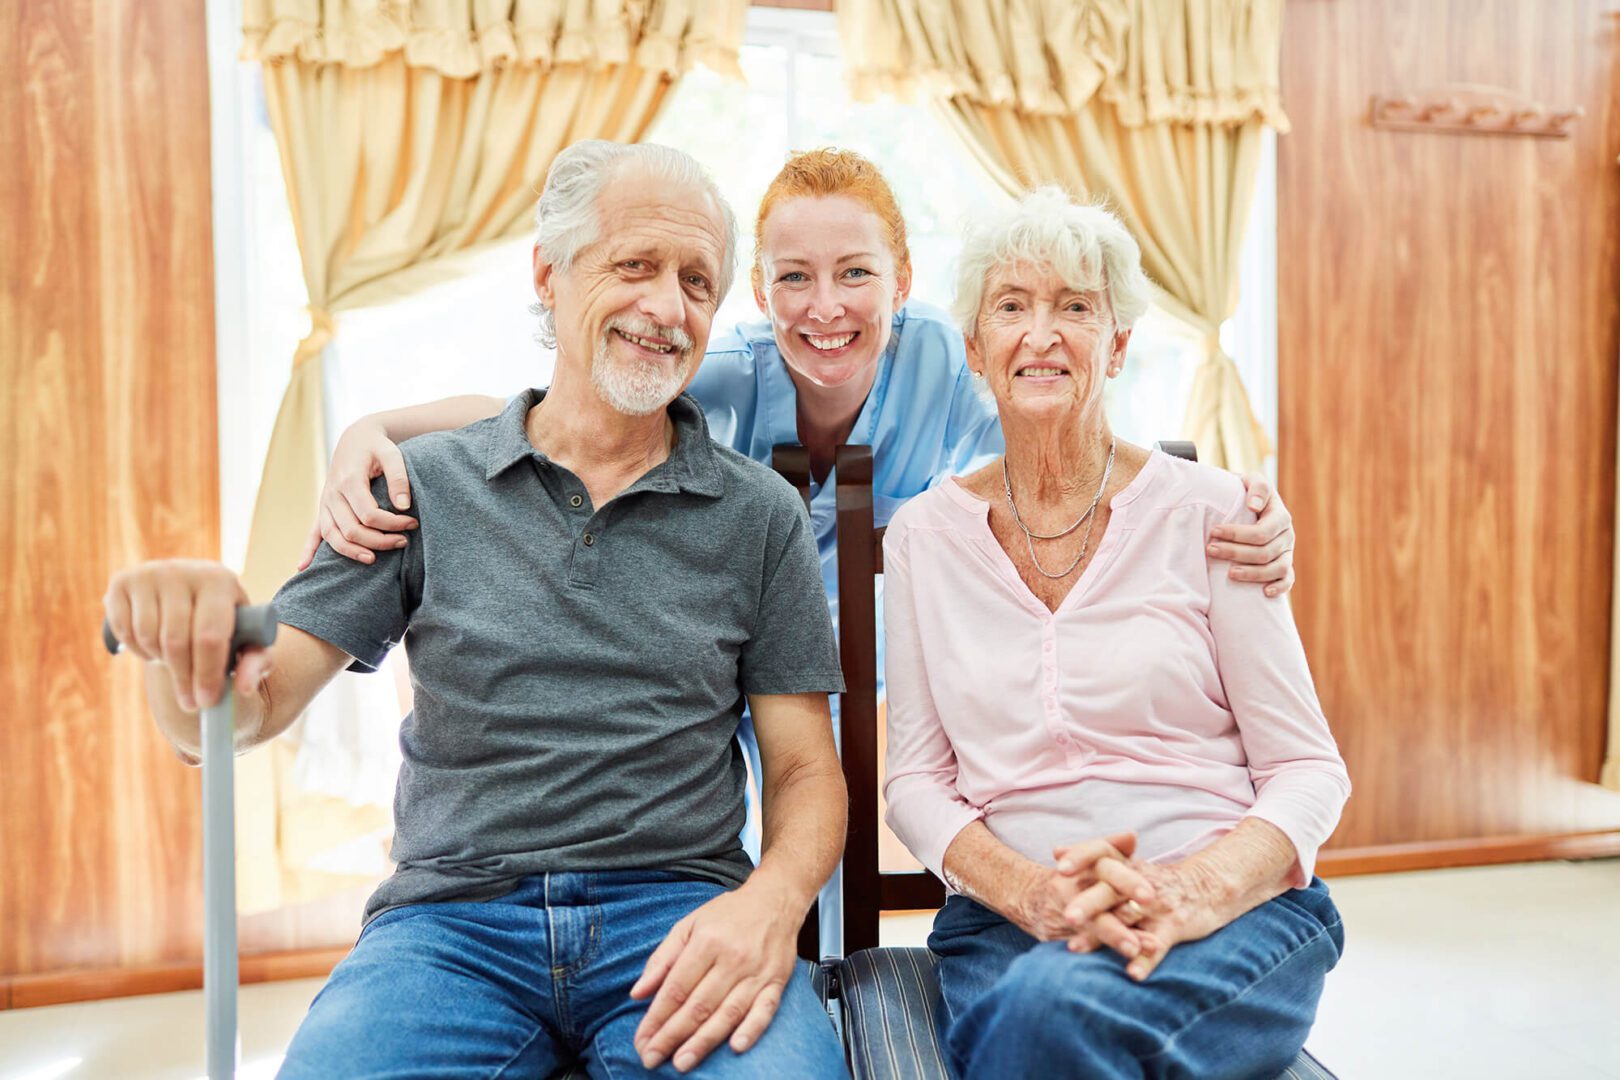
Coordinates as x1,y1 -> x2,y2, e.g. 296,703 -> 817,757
531,140 -> 739,348
952,186 -> 1153,341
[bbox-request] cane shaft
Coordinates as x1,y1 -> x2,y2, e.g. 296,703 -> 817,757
201,697 -> 239,1080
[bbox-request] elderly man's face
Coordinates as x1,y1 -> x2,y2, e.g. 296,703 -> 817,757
538,167 -> 728,415
968,261 -> 1129,426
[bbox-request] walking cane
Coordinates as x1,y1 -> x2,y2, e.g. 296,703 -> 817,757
103,603 -> 278,1080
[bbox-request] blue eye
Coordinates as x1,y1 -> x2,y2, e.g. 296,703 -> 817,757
844,267 -> 871,279
780,271 -> 807,283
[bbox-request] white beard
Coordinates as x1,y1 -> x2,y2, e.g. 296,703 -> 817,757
591,319 -> 694,416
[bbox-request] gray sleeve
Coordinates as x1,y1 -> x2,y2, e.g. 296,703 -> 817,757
271,476 -> 420,673
738,492 -> 845,696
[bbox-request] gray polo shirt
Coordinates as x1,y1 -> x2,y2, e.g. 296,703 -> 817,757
273,389 -> 844,924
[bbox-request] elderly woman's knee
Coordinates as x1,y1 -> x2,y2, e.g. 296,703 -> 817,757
984,945 -> 1124,1028
950,948 -> 1148,1071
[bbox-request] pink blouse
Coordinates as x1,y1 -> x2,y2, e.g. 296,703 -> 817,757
882,450 -> 1349,889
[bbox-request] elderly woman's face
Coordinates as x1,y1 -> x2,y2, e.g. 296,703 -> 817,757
969,261 -> 1128,423
754,195 -> 911,391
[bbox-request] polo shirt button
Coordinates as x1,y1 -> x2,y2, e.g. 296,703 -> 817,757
582,533 -> 595,547
569,494 -> 583,508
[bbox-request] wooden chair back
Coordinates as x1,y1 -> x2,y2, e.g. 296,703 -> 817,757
774,439 -> 1199,957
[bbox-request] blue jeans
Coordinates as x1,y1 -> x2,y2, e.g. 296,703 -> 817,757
279,871 -> 848,1079
929,878 -> 1343,1080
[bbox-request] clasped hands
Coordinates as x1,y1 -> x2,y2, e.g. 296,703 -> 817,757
1014,832 -> 1227,982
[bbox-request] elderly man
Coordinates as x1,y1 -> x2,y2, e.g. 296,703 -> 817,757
101,141 -> 851,1078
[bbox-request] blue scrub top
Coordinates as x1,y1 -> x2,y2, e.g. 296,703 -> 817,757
691,301 -> 1005,700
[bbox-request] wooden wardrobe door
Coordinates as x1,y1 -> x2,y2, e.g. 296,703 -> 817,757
1279,0 -> 1620,868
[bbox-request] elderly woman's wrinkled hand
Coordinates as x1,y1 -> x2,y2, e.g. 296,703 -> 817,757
1063,857 -> 1232,980
1049,835 -> 1163,963
1006,834 -> 1154,957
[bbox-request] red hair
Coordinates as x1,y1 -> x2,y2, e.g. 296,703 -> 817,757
752,149 -> 911,293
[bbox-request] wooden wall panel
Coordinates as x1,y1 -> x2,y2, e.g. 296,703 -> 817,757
1279,0 -> 1620,856
1,0 -> 216,981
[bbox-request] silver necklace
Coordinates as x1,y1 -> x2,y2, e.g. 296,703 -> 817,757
1003,461 -> 1099,539
1002,438 -> 1115,579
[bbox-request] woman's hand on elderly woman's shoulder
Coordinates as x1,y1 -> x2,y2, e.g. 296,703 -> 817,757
1205,474 -> 1295,597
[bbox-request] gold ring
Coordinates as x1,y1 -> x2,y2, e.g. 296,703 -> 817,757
1119,900 -> 1145,923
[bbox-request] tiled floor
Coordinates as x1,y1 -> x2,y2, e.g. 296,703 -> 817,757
3,860 -> 1617,1079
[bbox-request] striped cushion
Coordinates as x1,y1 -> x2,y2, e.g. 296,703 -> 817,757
1281,1048 -> 1339,1080
838,948 -> 953,1080
546,959 -> 826,1079
835,947 -> 1337,1080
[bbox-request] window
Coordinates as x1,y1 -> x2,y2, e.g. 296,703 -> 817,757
644,6 -> 1276,454
308,6 -> 1280,473
645,8 -> 1008,331
213,63 -> 310,573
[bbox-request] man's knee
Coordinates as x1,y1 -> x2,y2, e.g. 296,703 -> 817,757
282,920 -> 557,1079
692,976 -> 844,1077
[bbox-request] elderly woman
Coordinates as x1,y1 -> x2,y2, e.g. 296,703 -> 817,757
882,187 -> 1350,1079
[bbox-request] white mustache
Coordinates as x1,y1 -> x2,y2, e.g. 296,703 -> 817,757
604,315 -> 693,354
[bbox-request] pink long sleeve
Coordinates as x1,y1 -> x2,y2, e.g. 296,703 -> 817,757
1205,490 -> 1352,885
881,535 -> 986,878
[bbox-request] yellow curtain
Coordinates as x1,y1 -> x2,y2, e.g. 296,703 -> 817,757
841,0 -> 1285,471
235,0 -> 746,911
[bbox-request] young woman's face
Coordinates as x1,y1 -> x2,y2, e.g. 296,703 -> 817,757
754,195 -> 911,390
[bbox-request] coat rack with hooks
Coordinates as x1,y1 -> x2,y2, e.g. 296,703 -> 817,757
1370,84 -> 1582,138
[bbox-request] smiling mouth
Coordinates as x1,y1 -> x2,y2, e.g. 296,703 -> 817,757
803,332 -> 858,352
1016,366 -> 1068,377
613,328 -> 678,354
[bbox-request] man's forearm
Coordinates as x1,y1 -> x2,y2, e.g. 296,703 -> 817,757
752,760 -> 847,911
369,395 -> 505,442
141,660 -> 272,762
140,624 -> 349,763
